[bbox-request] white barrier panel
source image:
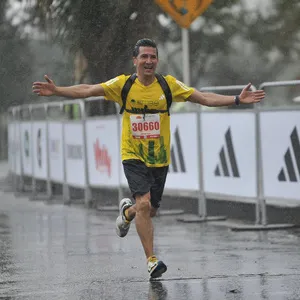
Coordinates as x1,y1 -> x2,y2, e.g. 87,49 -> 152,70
201,112 -> 257,198
32,122 -> 47,180
260,111 -> 300,200
64,123 -> 86,187
21,122 -> 33,176
8,123 -> 15,173
86,118 -> 119,187
165,113 -> 199,191
48,122 -> 64,182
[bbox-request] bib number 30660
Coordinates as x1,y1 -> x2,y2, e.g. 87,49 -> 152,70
130,114 -> 160,139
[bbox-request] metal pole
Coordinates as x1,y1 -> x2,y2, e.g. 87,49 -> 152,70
260,80 -> 300,88
30,105 -> 37,199
115,104 -> 124,203
196,105 -> 206,218
10,108 -> 17,193
18,106 -> 24,192
255,101 -> 263,225
62,105 -> 70,203
45,103 -> 52,200
200,85 -> 257,92
182,28 -> 190,85
81,100 -> 92,207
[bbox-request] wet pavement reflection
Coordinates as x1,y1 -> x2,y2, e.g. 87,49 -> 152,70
0,188 -> 300,299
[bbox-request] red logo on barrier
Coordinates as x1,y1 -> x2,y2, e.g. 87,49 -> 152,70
94,139 -> 111,177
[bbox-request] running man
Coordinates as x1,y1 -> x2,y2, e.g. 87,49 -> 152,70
32,38 -> 265,278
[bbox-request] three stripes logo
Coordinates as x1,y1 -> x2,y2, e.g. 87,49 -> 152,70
214,127 -> 240,178
169,127 -> 186,173
278,127 -> 300,182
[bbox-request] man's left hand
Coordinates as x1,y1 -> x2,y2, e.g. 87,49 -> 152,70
239,83 -> 265,104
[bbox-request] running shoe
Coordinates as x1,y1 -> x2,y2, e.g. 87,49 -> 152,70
147,256 -> 167,278
115,198 -> 133,237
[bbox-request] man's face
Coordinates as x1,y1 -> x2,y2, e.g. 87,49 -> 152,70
133,46 -> 158,77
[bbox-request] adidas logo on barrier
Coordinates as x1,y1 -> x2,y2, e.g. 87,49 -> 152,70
278,127 -> 300,182
169,127 -> 186,173
214,127 -> 240,178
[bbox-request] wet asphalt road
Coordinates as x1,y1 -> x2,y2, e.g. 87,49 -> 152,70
1,168 -> 300,299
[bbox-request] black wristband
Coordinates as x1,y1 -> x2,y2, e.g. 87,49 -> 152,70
234,95 -> 240,105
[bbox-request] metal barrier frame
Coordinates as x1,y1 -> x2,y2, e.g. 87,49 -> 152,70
84,97 -> 123,208
29,103 -> 48,199
45,101 -> 64,200
19,104 -> 32,194
257,80 -> 300,227
195,85 -> 258,223
6,80 -> 300,230
7,106 -> 19,193
61,99 -> 91,206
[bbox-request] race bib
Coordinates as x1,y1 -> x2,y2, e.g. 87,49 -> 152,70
130,114 -> 160,139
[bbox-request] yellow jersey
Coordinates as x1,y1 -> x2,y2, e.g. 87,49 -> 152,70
100,74 -> 194,167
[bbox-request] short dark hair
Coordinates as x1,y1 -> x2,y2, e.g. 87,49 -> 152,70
133,38 -> 158,58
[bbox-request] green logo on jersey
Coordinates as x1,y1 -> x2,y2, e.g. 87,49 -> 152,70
138,137 -> 167,165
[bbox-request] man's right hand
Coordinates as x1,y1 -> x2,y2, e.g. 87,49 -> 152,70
32,75 -> 56,96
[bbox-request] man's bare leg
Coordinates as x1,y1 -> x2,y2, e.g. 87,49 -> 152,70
115,195 -> 157,248
133,192 -> 154,258
124,194 -> 158,258
125,202 -> 157,219
123,194 -> 166,277
124,204 -> 136,220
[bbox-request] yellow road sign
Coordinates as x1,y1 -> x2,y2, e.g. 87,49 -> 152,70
155,0 -> 213,28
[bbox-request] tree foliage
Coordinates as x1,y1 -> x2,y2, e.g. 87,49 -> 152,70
245,0 -> 300,61
0,0 -> 33,111
161,0 -> 244,85
21,0 -> 248,83
23,0 -> 163,82
20,0 -> 300,102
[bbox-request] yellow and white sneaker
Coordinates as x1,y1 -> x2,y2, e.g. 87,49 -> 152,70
115,198 -> 133,237
147,256 -> 167,278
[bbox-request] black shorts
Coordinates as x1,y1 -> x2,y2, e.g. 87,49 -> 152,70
122,159 -> 169,208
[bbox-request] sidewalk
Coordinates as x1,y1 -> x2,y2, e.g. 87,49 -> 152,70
0,175 -> 300,299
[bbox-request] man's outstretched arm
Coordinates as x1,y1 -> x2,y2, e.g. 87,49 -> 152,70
187,83 -> 265,106
32,75 -> 105,98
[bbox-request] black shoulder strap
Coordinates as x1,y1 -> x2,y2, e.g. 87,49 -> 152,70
119,73 -> 137,114
155,73 -> 172,115
119,73 -> 172,115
